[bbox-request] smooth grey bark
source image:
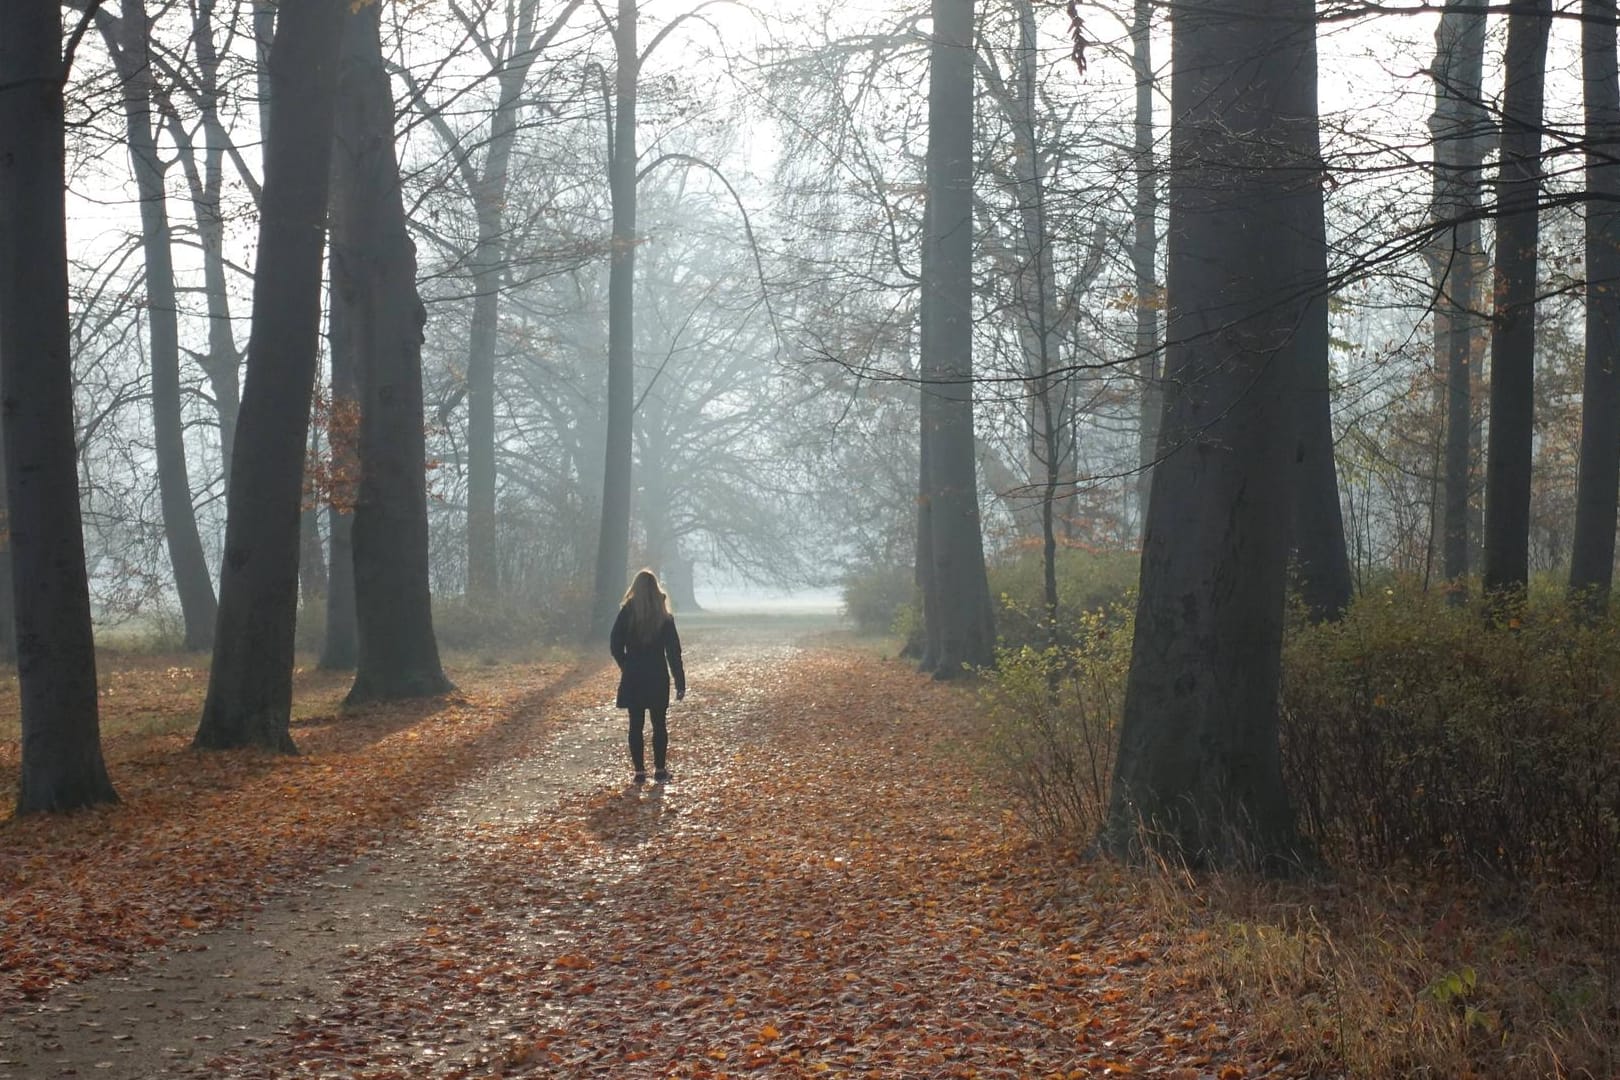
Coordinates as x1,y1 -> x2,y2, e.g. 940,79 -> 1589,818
0,0 -> 118,812
319,269 -> 358,671
195,0 -> 347,752
333,2 -> 452,704
1288,24 -> 1353,623
1482,0 -> 1552,602
1131,0 -> 1160,533
1429,0 -> 1488,589
920,0 -> 995,678
106,0 -> 219,651
1569,0 -> 1620,612
590,0 -> 640,639
1104,0 -> 1310,868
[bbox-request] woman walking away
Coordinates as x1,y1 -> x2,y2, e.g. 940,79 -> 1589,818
611,569 -> 686,783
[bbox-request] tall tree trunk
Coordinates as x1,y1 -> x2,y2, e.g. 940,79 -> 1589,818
319,271 -> 359,670
195,0 -> 347,752
1104,0 -> 1310,868
1289,23 -> 1353,623
0,0 -> 118,812
1570,0 -> 1620,612
1010,0 -> 1063,634
0,429 -> 16,666
254,0 -> 275,138
913,353 -> 940,667
465,200 -> 504,601
909,300 -> 936,664
299,423 -> 328,604
334,2 -> 452,704
922,0 -> 995,678
1131,0 -> 1160,535
1482,0 -> 1552,602
1431,0 -> 1488,589
590,0 -> 639,639
110,0 -> 219,651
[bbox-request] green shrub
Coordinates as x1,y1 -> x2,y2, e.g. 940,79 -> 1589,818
841,563 -> 914,637
1281,587 -> 1620,880
988,545 -> 1139,650
981,600 -> 1133,843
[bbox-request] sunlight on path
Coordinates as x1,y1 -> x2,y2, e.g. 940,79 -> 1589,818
0,631 -> 763,1080
2,618 -> 1254,1078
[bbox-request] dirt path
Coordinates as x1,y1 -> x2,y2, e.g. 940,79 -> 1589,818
0,621 -> 809,1078
0,617 -> 1255,1079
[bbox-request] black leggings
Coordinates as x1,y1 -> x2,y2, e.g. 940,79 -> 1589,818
627,707 -> 668,772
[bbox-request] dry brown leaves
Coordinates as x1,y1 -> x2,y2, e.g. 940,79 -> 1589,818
191,647 -> 1278,1079
0,656 -> 592,1011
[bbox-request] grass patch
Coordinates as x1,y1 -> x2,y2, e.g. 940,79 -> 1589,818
1134,862 -> 1620,1079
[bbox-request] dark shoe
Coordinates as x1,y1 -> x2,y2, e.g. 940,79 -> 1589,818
634,770 -> 647,784
653,768 -> 670,783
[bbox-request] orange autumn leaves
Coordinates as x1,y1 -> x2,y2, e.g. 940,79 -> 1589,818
0,657 -> 584,1010
236,649 -> 1269,1078
3,643 -> 1280,1077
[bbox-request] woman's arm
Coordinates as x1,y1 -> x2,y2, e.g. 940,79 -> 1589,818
665,619 -> 685,699
610,606 -> 629,667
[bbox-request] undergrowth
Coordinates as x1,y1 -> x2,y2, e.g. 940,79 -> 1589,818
840,547 -> 1140,647
1136,861 -> 1620,1079
980,581 -> 1620,1078
1282,587 -> 1620,881
980,601 -> 1130,842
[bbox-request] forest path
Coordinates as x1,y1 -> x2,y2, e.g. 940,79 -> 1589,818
1,616 -> 1254,1079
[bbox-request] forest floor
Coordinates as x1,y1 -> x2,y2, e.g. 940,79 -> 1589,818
0,613 -> 1273,1079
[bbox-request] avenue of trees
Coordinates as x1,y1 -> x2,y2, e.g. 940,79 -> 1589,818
2,0 -> 1618,872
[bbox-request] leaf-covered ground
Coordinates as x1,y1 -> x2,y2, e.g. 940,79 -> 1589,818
0,626 -> 1275,1079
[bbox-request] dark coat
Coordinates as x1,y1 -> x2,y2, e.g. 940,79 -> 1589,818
610,606 -> 685,710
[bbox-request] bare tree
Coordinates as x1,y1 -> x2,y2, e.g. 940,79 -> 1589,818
1290,16 -> 1353,623
319,276 -> 359,670
588,0 -> 642,637
195,0 -> 348,752
332,0 -> 453,703
1428,0 -> 1488,592
1569,0 -> 1620,612
1482,0 -> 1552,603
918,0 -> 995,678
1130,0 -> 1160,531
0,0 -> 119,812
100,0 -> 219,650
401,0 -> 586,601
1105,0 -> 1314,867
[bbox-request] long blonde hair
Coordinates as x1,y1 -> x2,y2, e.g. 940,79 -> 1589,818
621,568 -> 672,646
